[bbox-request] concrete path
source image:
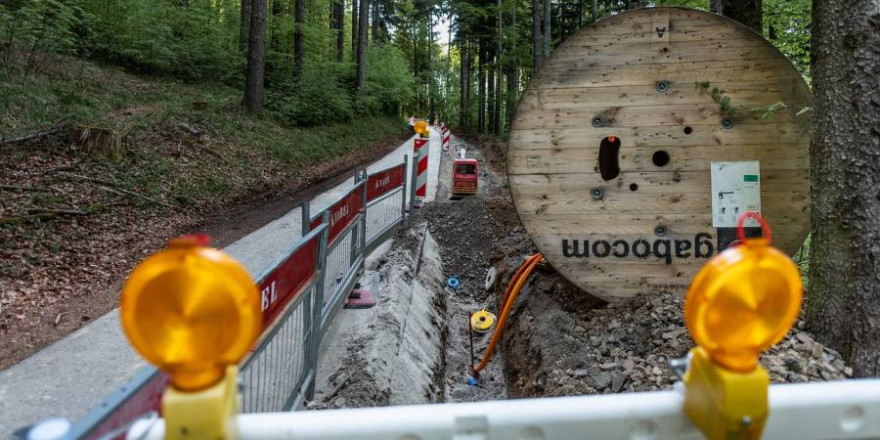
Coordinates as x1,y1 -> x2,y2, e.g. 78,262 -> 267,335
0,129 -> 443,437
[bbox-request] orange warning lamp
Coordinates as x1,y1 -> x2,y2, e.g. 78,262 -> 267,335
685,212 -> 803,372
414,120 -> 428,136
120,234 -> 261,391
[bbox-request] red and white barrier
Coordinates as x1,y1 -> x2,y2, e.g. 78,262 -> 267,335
413,138 -> 429,201
442,126 -> 451,152
438,124 -> 451,156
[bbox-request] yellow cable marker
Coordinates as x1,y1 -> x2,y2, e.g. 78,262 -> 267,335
683,212 -> 802,440
470,310 -> 496,334
120,234 -> 261,440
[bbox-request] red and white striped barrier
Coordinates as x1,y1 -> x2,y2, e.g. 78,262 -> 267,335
413,138 -> 429,202
442,126 -> 451,151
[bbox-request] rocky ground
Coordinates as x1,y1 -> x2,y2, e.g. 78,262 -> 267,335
310,225 -> 447,409
418,138 -> 518,402
448,132 -> 850,399
504,284 -> 850,397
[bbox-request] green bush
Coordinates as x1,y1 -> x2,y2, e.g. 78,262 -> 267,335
360,44 -> 415,115
266,62 -> 353,126
76,0 -> 240,81
1,0 -> 84,76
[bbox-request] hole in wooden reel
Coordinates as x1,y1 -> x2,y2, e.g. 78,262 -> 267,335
652,150 -> 671,167
599,136 -> 622,181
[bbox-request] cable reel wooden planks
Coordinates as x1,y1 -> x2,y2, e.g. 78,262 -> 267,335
508,7 -> 812,301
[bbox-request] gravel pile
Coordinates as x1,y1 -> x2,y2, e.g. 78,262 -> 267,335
504,277 -> 850,397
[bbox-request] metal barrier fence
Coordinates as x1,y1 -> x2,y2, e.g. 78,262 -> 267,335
67,148 -> 422,439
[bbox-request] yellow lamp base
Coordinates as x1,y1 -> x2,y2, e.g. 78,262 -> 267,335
683,347 -> 769,440
163,366 -> 239,440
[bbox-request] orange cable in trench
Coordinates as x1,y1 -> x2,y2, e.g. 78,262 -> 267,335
473,253 -> 543,375
498,253 -> 542,309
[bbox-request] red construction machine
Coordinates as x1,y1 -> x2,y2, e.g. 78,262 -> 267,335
451,158 -> 478,196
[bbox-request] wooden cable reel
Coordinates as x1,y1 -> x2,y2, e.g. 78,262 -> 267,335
507,8 -> 812,301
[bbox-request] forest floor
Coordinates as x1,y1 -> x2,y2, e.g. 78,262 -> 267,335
0,53 -> 410,370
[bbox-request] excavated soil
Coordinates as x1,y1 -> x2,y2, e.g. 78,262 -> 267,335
312,131 -> 851,410
311,225 -> 448,409
419,139 -> 522,402
447,131 -> 852,400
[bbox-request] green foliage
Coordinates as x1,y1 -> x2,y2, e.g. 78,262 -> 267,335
1,0 -> 85,77
266,63 -> 354,126
79,1 -> 240,81
749,101 -> 788,120
763,0 -> 811,80
697,81 -> 735,115
266,45 -> 413,126
358,44 -> 416,114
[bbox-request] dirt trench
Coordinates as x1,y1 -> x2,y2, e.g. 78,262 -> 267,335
311,134 -> 531,408
311,131 -> 854,413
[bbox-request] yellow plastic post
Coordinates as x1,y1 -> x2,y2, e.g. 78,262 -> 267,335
683,348 -> 769,440
163,365 -> 240,440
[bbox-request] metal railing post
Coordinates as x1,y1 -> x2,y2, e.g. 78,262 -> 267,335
350,184 -> 360,266
401,155 -> 409,218
306,214 -> 330,401
301,201 -> 310,237
359,181 -> 367,265
409,142 -> 418,211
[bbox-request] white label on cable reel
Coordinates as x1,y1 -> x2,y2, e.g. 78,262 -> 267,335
710,161 -> 762,228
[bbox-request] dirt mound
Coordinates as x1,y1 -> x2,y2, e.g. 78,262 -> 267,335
310,225 -> 447,409
504,280 -> 851,398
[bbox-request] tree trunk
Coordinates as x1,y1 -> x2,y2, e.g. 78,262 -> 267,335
478,39 -> 486,133
356,0 -> 368,94
710,0 -> 723,14
532,0 -> 541,71
351,0 -> 358,61
592,0 -> 598,22
560,2 -> 566,41
496,0 -> 503,134
807,0 -> 880,377
294,0 -> 305,75
335,0 -> 344,62
446,24 -> 452,123
371,0 -> 379,43
428,14 -> 435,123
243,0 -> 267,112
578,0 -> 583,28
239,0 -> 251,52
269,0 -> 283,62
543,0 -> 551,58
508,0 -> 518,126
720,0 -> 762,33
460,39 -> 469,127
466,43 -> 473,127
487,56 -> 495,134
